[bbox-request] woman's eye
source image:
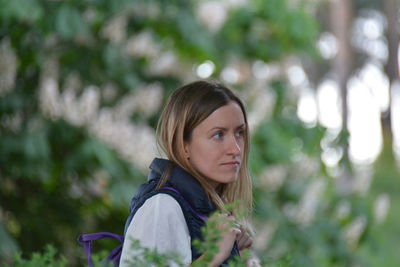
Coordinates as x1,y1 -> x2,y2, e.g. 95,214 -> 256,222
213,132 -> 223,139
236,130 -> 244,137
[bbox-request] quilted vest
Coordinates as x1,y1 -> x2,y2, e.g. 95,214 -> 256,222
123,158 -> 240,266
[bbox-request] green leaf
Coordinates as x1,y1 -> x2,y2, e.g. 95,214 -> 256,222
0,0 -> 43,22
55,5 -> 89,40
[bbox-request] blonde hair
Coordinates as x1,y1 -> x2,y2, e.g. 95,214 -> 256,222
156,80 -> 252,217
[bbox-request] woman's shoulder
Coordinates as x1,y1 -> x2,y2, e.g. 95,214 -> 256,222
146,192 -> 179,203
140,193 -> 183,214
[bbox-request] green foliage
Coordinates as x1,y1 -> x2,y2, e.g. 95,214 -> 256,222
354,145 -> 400,266
0,0 -> 379,266
220,0 -> 319,62
14,212 -> 287,266
0,0 -> 44,23
122,239 -> 185,267
13,245 -> 67,267
247,87 -> 373,266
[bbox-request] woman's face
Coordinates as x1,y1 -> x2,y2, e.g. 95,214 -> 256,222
184,101 -> 246,188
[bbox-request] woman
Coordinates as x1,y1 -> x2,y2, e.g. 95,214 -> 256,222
120,80 -> 255,266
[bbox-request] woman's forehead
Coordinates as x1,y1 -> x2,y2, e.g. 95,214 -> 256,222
198,102 -> 245,130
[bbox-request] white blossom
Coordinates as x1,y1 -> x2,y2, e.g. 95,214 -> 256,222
292,155 -> 320,178
135,83 -> 163,117
284,179 -> 326,226
197,1 -> 227,33
38,59 -> 162,171
373,193 -> 390,224
62,87 -> 83,126
101,14 -> 128,44
352,167 -> 373,196
79,86 -> 100,124
39,58 -> 62,119
39,78 -> 62,119
253,221 -> 277,251
335,200 -> 351,220
126,30 -> 160,58
114,83 -> 163,119
149,51 -> 178,76
296,179 -> 326,226
88,113 -> 157,171
1,112 -> 22,133
344,216 -> 367,250
258,165 -> 287,191
246,84 -> 276,132
252,60 -> 270,81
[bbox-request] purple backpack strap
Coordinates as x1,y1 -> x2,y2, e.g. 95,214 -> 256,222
160,186 -> 208,223
78,232 -> 124,267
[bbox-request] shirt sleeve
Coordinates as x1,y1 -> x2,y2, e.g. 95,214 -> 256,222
119,193 -> 192,266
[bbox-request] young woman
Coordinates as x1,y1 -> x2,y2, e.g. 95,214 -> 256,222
119,80 -> 255,267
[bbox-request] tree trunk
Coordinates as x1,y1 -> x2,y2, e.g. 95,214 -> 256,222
330,0 -> 353,165
381,0 -> 399,160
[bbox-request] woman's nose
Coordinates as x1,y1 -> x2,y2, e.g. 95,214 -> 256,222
227,135 -> 241,155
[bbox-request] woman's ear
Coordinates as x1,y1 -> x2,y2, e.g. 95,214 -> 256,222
184,141 -> 190,160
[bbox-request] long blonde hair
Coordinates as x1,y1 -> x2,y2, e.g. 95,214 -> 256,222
156,80 -> 252,217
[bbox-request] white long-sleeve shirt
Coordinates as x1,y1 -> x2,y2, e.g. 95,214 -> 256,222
119,193 -> 192,266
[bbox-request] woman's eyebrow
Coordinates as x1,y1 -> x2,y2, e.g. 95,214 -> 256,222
208,126 -> 228,133
208,124 -> 246,133
236,124 -> 246,129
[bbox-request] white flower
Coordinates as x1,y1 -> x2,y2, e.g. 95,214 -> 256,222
1,112 -> 22,133
373,193 -> 390,224
114,83 -> 163,119
344,216 -> 367,250
79,86 -> 100,123
295,179 -> 326,226
258,165 -> 287,191
39,58 -> 62,119
197,1 -> 227,33
101,14 -> 127,44
126,30 -> 160,58
335,200 -> 351,220
135,83 -> 163,117
246,84 -> 276,132
38,60 -> 160,172
352,167 -> 373,196
149,51 -> 178,76
40,78 -> 62,119
253,221 -> 277,250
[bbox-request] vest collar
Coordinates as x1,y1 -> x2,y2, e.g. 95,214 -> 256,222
148,158 -> 216,215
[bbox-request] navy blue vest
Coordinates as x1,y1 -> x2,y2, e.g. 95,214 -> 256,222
123,158 -> 240,266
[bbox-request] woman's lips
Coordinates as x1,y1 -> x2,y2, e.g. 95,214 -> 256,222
221,161 -> 240,168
